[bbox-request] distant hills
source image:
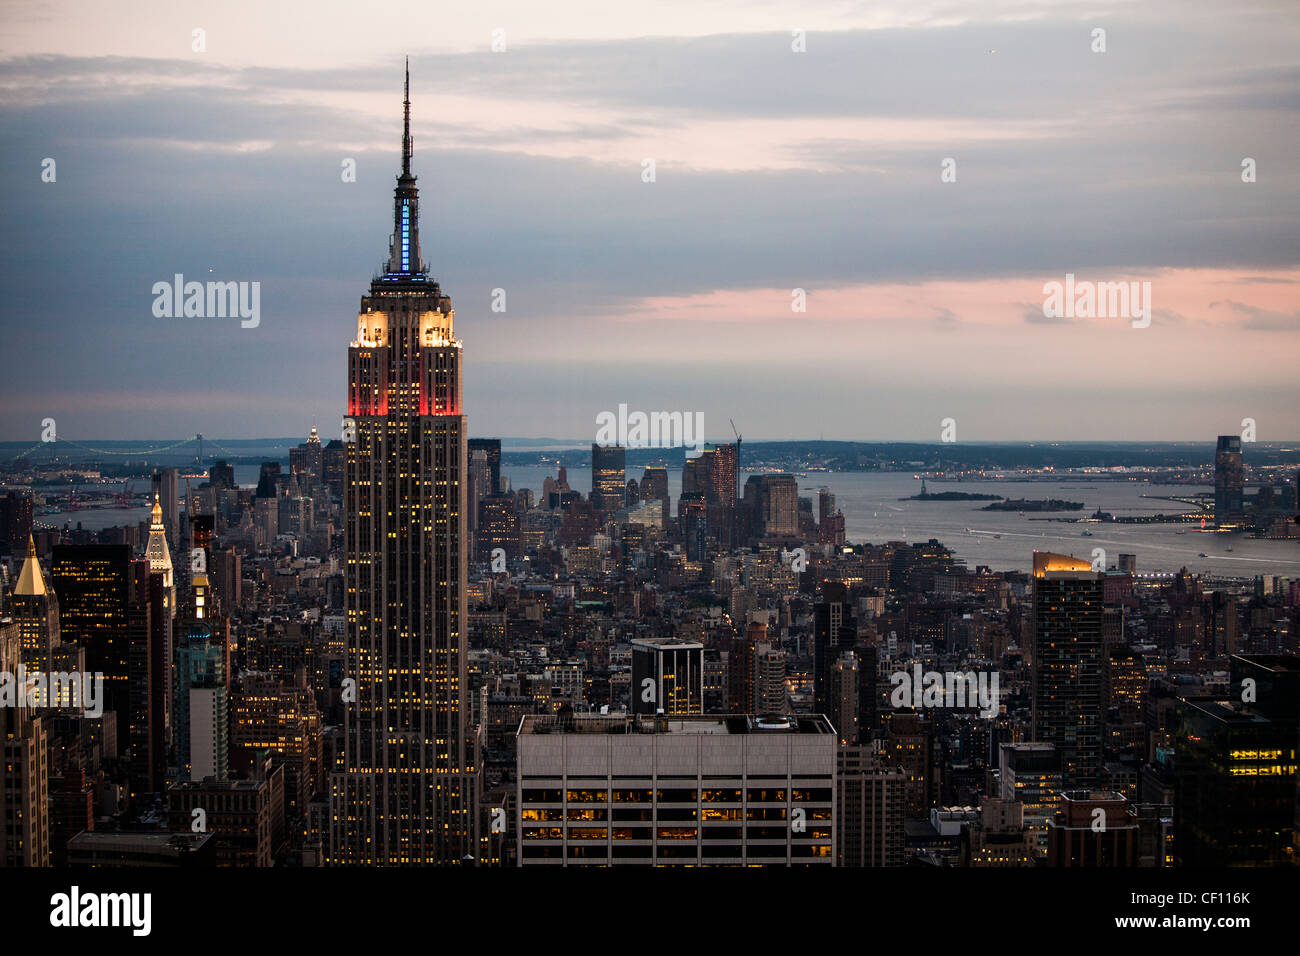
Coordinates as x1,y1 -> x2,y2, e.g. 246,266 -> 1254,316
3,438 -> 1298,472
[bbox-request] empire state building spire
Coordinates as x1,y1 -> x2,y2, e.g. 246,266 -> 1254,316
387,57 -> 423,276
402,55 -> 412,178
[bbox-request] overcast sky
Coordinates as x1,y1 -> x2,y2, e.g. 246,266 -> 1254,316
1,0 -> 1297,444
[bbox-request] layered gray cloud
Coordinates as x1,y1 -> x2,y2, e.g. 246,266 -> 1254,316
0,8 -> 1296,441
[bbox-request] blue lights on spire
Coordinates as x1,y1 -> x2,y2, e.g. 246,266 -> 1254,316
401,200 -> 411,272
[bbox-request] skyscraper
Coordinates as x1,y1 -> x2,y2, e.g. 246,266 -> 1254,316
639,464 -> 669,520
1170,654 -> 1300,867
591,442 -> 626,514
813,581 -> 857,715
1215,434 -> 1244,526
818,487 -> 845,546
289,426 -> 324,486
728,619 -> 761,713
467,446 -> 492,540
10,534 -> 59,675
52,543 -> 133,740
330,63 -> 476,864
703,443 -> 738,547
1031,552 -> 1103,788
467,438 -> 502,493
175,622 -> 228,782
152,467 -> 180,549
0,620 -> 50,866
743,473 -> 799,539
837,746 -> 905,867
1174,697 -> 1296,866
144,495 -> 175,732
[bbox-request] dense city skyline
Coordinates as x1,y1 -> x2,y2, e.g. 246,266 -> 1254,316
2,3 -> 1299,934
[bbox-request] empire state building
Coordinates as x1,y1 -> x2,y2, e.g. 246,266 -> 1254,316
330,63 -> 477,864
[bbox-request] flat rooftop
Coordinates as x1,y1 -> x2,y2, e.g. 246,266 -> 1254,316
1231,654 -> 1300,673
68,831 -> 213,852
631,636 -> 704,650
519,714 -> 834,736
1180,698 -> 1274,723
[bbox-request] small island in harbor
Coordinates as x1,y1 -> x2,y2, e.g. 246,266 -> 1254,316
903,479 -> 1002,502
981,498 -> 1085,512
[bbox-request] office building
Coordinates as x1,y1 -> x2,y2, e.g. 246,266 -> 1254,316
289,426 -> 324,485
175,622 -> 228,783
144,495 -> 175,726
818,487 -> 846,546
10,534 -> 59,675
476,494 -> 521,564
516,713 -> 836,866
208,460 -> 235,491
51,543 -> 133,742
591,442 -> 627,514
630,636 -> 704,715
329,64 -> 476,865
151,467 -> 180,549
0,620 -> 50,866
639,465 -> 670,522
814,581 -> 857,716
999,742 -> 1063,859
827,651 -> 859,743
1046,791 -> 1139,866
1174,697 -> 1296,866
743,473 -> 799,539
0,492 -> 33,551
167,778 -> 275,867
836,746 -> 905,866
468,438 -> 502,493
1215,435 -> 1244,526
1031,552 -> 1103,787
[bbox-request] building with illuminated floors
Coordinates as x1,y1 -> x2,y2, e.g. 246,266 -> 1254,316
10,535 -> 58,674
328,62 -> 477,864
1174,654 -> 1299,866
516,713 -> 835,866
1031,552 -> 1103,788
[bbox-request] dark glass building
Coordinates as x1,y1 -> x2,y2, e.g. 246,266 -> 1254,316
468,438 -> 502,493
813,581 -> 857,716
51,544 -> 133,727
591,442 -> 626,514
1174,697 -> 1296,866
1031,553 -> 1103,788
1215,434 -> 1244,526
